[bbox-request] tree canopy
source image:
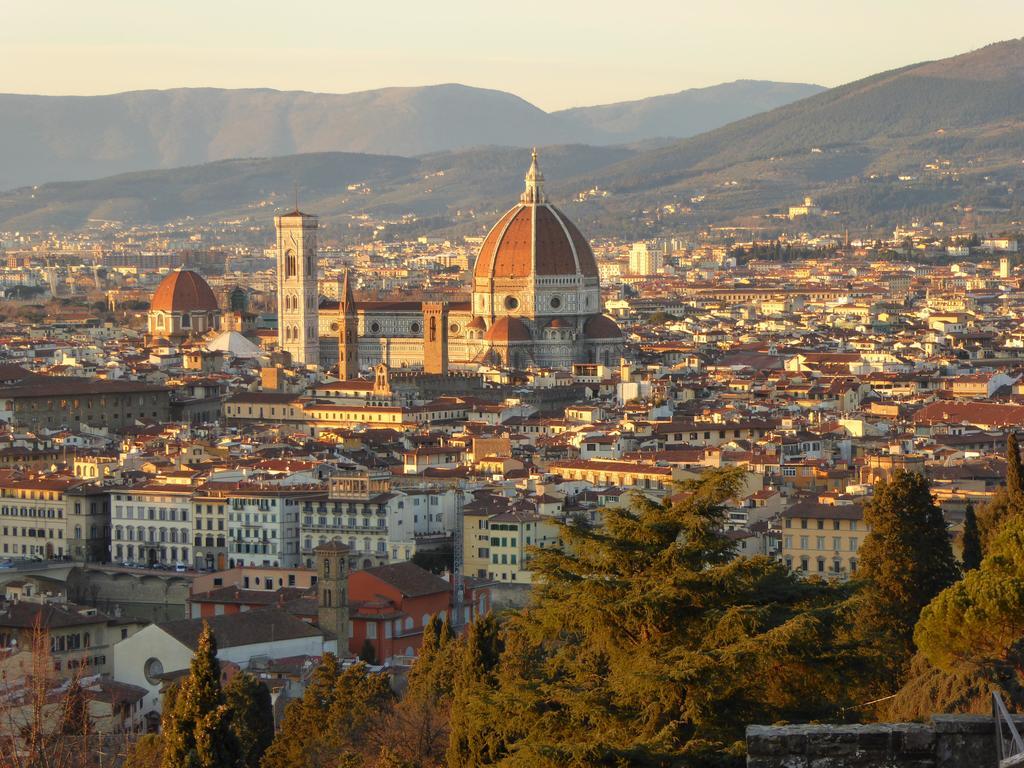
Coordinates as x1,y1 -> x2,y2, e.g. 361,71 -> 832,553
446,468 -> 862,765
854,469 -> 958,684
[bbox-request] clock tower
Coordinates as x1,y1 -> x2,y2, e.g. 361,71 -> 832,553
275,209 -> 320,366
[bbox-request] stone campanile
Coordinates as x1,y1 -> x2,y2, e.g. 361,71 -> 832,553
275,209 -> 320,366
315,540 -> 350,649
422,301 -> 449,375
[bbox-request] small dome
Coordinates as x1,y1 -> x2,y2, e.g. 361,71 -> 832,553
548,318 -> 570,328
583,314 -> 623,340
151,270 -> 218,313
484,316 -> 532,343
467,316 -> 487,331
206,331 -> 261,359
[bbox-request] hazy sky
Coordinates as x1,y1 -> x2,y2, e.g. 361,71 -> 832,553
2,1 -> 1022,110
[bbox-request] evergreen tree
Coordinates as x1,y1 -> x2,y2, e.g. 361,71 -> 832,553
224,672 -> 274,768
980,435 -> 1024,548
911,517 -> 1024,708
446,614 -> 505,768
446,468 -> 860,765
381,615 -> 458,767
123,734 -> 164,768
961,502 -> 982,572
59,677 -> 93,736
161,621 -> 239,768
1008,432 -> 1024,511
359,638 -> 378,665
260,657 -> 392,768
855,469 -> 959,685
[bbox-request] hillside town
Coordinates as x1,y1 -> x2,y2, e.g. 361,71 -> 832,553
0,150 -> 1020,755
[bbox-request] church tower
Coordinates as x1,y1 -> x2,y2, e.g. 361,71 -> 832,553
275,209 -> 320,366
422,301 -> 449,375
315,540 -> 350,649
337,270 -> 359,379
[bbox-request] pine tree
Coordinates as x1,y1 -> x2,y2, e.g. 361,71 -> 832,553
224,672 -> 274,768
445,468 -> 860,765
961,501 -> 982,572
911,516 -> 1024,708
855,469 -> 959,684
161,621 -> 239,768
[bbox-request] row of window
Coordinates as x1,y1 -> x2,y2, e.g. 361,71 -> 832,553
113,527 -> 190,544
113,544 -> 189,562
0,506 -> 63,519
114,505 -> 189,522
786,556 -> 859,574
783,535 -> 860,553
785,517 -> 861,531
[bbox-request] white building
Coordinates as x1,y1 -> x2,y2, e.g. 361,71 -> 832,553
628,241 -> 664,276
112,610 -> 337,723
385,487 -> 460,562
110,483 -> 194,566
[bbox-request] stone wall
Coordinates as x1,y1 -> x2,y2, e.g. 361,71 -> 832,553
746,715 -> 1018,767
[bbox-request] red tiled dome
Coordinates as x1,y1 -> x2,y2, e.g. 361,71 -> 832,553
548,318 -> 570,328
473,151 -> 598,281
484,316 -> 532,343
467,316 -> 487,330
151,270 -> 218,313
473,204 -> 598,280
583,314 -> 623,339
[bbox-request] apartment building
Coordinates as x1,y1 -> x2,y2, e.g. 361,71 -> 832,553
226,486 -> 319,568
0,476 -> 109,561
110,483 -> 193,566
780,497 -> 865,578
191,489 -> 230,571
461,508 -> 561,584
300,472 -> 392,569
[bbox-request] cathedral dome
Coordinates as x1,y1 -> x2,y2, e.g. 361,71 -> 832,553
583,314 -> 623,339
484,316 -> 532,343
151,270 -> 218,313
473,151 -> 598,281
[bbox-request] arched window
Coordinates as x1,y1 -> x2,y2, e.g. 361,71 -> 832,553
285,250 -> 296,277
422,613 -> 431,627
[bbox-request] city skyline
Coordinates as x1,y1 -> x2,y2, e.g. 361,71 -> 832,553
0,1 -> 1021,110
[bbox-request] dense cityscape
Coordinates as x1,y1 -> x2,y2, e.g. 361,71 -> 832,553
5,10 -> 1024,768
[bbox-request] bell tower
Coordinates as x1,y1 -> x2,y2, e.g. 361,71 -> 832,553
337,270 -> 359,380
315,540 -> 350,650
275,209 -> 320,366
422,301 -> 449,375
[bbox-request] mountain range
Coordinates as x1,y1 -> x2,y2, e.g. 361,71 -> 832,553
3,39 -> 1024,236
0,80 -> 823,190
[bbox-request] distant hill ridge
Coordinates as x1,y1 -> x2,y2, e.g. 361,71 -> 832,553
0,80 -> 823,190
4,39 -> 1024,234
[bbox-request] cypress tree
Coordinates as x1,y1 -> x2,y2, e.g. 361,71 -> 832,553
961,502 -> 982,572
1009,433 -> 1024,512
856,469 -> 959,683
224,672 -> 274,768
260,658 -> 392,768
161,621 -> 239,768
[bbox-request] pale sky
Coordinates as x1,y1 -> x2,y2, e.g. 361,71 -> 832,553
2,1 -> 1022,111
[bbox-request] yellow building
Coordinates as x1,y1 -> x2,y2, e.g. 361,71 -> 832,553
780,497 -> 865,579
